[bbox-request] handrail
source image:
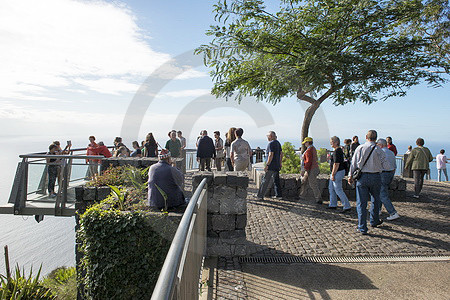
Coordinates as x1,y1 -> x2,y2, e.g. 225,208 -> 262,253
151,178 -> 208,300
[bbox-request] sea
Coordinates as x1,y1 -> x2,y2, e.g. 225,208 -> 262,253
0,136 -> 448,276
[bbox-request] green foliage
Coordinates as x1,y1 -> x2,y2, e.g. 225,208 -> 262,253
42,267 -> 76,300
317,148 -> 327,158
196,0 -> 448,104
86,166 -> 128,187
0,265 -> 55,299
87,166 -> 149,188
77,205 -> 176,299
319,162 -> 331,175
281,142 -> 301,174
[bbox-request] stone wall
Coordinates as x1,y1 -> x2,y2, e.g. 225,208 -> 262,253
192,172 -> 249,257
101,157 -> 159,170
253,169 -> 406,201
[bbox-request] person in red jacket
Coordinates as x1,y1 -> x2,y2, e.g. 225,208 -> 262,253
86,136 -> 99,178
386,136 -> 398,156
300,137 -> 322,204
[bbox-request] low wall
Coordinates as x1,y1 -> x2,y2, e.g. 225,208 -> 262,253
253,167 -> 406,201
192,171 -> 249,257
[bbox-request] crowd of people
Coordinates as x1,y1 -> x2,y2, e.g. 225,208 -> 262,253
44,128 -> 447,218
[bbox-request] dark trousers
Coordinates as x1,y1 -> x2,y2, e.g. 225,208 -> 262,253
226,158 -> 234,171
200,158 -> 212,171
413,170 -> 427,196
257,170 -> 282,198
48,165 -> 58,194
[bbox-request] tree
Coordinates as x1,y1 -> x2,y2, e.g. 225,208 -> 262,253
280,142 -> 300,174
195,0 -> 449,151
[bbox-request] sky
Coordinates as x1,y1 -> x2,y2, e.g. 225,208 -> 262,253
0,0 -> 449,151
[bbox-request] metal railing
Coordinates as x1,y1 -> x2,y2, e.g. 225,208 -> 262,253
151,178 -> 208,300
7,151 -> 105,216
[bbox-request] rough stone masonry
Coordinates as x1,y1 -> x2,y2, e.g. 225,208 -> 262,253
192,171 -> 249,257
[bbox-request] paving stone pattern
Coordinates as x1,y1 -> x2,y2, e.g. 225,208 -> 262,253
245,178 -> 450,257
213,178 -> 450,299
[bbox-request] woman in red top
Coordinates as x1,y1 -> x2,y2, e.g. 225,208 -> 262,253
300,137 -> 322,204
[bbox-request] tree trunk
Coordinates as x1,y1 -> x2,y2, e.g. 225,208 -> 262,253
300,103 -> 320,153
298,87 -> 336,153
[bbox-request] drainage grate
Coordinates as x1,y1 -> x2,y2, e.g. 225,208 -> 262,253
239,255 -> 450,264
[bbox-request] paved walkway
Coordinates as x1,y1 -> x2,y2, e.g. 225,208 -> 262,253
213,178 -> 450,299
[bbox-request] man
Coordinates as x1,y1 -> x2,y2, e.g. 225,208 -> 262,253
86,135 -> 99,177
46,144 -> 59,198
196,130 -> 216,171
375,138 -> 400,221
230,128 -> 252,171
147,149 -> 185,210
386,136 -> 398,156
348,130 -> 390,235
177,131 -> 186,150
214,131 -> 224,171
165,131 -> 182,169
299,137 -> 322,204
257,131 -> 283,199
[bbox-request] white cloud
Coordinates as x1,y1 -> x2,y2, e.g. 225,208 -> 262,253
0,0 -> 171,98
161,89 -> 211,98
73,78 -> 140,95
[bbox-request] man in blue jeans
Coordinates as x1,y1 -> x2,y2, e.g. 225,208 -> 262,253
374,138 -> 400,221
257,131 -> 283,199
348,130 -> 390,235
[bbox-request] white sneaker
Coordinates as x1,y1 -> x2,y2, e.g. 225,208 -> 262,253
387,212 -> 400,221
413,195 -> 419,199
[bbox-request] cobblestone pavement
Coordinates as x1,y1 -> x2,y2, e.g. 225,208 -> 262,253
213,178 -> 450,299
245,178 -> 450,257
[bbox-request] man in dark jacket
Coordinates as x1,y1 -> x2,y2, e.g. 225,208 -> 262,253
196,130 -> 216,171
147,149 -> 185,210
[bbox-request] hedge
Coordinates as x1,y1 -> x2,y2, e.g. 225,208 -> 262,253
77,205 -> 177,299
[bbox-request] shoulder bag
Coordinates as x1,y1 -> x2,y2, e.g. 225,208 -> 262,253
352,146 -> 376,180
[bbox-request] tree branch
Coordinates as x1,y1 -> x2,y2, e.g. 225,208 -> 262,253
297,88 -> 315,104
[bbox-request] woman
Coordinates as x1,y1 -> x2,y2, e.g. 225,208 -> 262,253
350,136 -> 360,158
328,136 -> 351,212
115,146 -> 128,158
130,141 -> 142,157
144,133 -> 158,158
224,127 -> 236,171
405,138 -> 433,198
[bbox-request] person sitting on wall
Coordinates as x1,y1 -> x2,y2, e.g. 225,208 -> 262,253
147,149 -> 185,210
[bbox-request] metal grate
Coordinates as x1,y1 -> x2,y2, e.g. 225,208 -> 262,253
239,255 -> 450,264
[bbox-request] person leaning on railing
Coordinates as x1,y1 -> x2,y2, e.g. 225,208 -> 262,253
46,144 -> 59,198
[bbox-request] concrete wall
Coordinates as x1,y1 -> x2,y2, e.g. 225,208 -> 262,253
192,172 -> 249,257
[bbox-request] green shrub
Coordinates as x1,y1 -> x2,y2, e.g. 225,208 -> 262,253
42,267 -> 76,300
281,142 -> 301,174
319,162 -> 331,175
0,265 -> 55,299
317,148 -> 327,157
78,205 -> 176,299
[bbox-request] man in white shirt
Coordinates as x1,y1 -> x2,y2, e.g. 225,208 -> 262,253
349,130 -> 391,235
375,139 -> 400,221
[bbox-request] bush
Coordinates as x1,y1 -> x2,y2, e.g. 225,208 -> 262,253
281,142 -> 301,174
42,267 -> 77,300
87,166 -> 149,188
78,205 -> 176,299
319,162 -> 331,175
0,265 -> 55,299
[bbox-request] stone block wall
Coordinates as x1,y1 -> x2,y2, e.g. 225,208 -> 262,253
254,170 -> 407,201
192,172 -> 249,257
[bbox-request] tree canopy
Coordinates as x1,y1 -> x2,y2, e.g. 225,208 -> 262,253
196,0 -> 448,103
196,0 -> 449,148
